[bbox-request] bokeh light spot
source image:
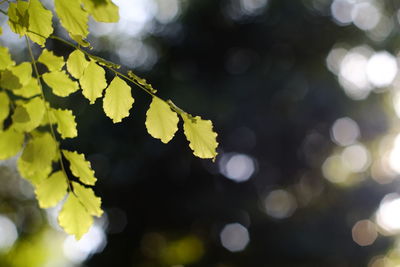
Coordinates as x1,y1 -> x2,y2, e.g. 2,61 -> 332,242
264,189 -> 297,219
219,153 -> 256,182
366,51 -> 398,88
0,215 -> 18,251
220,223 -> 250,252
376,193 -> 400,235
330,117 -> 360,146
351,219 -> 378,246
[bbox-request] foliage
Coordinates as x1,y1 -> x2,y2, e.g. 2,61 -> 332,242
0,0 -> 218,239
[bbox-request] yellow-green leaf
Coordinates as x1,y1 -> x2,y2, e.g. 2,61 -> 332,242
103,76 -> 134,123
0,46 -> 15,70
82,0 -> 119,23
35,171 -> 68,208
51,108 -> 77,139
13,97 -> 45,132
55,0 -> 89,42
58,193 -> 93,240
62,150 -> 96,185
72,182 -> 103,217
18,161 -> 51,186
19,132 -> 57,176
0,92 -> 10,129
66,50 -> 89,79
145,97 -> 179,144
0,127 -> 24,160
8,1 -> 29,36
80,61 -> 107,104
12,77 -> 41,98
182,114 -> 218,159
42,71 -> 79,97
1,62 -> 32,90
27,0 -> 53,46
38,50 -> 65,72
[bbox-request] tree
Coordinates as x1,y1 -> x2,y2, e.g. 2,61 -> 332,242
0,0 -> 218,240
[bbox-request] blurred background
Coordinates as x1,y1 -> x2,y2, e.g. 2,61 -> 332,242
2,0 -> 400,266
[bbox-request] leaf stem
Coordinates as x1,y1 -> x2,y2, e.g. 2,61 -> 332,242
25,36 -> 73,192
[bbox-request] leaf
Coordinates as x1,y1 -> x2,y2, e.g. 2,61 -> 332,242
0,46 -> 15,70
145,97 -> 179,144
27,0 -> 53,46
66,50 -> 89,79
12,78 -> 41,98
8,1 -> 29,36
0,127 -> 24,160
51,108 -> 77,139
12,97 -> 45,132
182,114 -> 218,159
0,92 -> 10,129
1,62 -> 32,90
80,61 -> 107,104
35,171 -> 68,208
62,150 -> 96,185
103,76 -> 134,123
42,71 -> 79,97
58,193 -> 93,240
19,132 -> 57,176
82,0 -> 119,23
72,182 -> 103,217
55,0 -> 89,43
38,50 -> 65,72
12,106 -> 30,123
18,161 -> 51,186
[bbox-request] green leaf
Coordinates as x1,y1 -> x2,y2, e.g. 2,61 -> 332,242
82,0 -> 119,23
62,150 -> 97,185
12,78 -> 41,98
1,62 -> 32,90
13,97 -> 45,132
0,127 -> 24,160
0,92 -> 10,129
145,97 -> 179,144
58,193 -> 93,240
35,171 -> 68,208
55,0 -> 89,43
80,61 -> 107,104
66,50 -> 89,79
27,0 -> 53,46
72,182 -> 103,217
0,46 -> 15,70
18,161 -> 51,186
12,106 -> 30,123
42,71 -> 79,97
38,50 -> 65,72
182,114 -> 218,159
19,132 -> 57,176
51,108 -> 77,139
8,1 -> 29,36
103,76 -> 134,123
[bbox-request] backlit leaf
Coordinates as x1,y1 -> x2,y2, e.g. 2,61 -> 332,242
12,78 -> 41,98
80,61 -> 107,104
73,182 -> 103,217
145,97 -> 179,144
58,193 -> 93,240
1,62 -> 32,90
82,0 -> 119,23
0,127 -> 24,160
0,92 -> 10,129
103,76 -> 134,123
42,71 -> 79,97
8,1 -> 29,36
55,0 -> 89,43
0,46 -> 15,70
66,50 -> 89,79
13,97 -> 45,132
35,171 -> 68,208
27,0 -> 53,46
51,108 -> 77,139
19,132 -> 57,176
182,114 -> 218,159
38,50 -> 65,72
18,161 -> 51,186
62,150 -> 97,185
